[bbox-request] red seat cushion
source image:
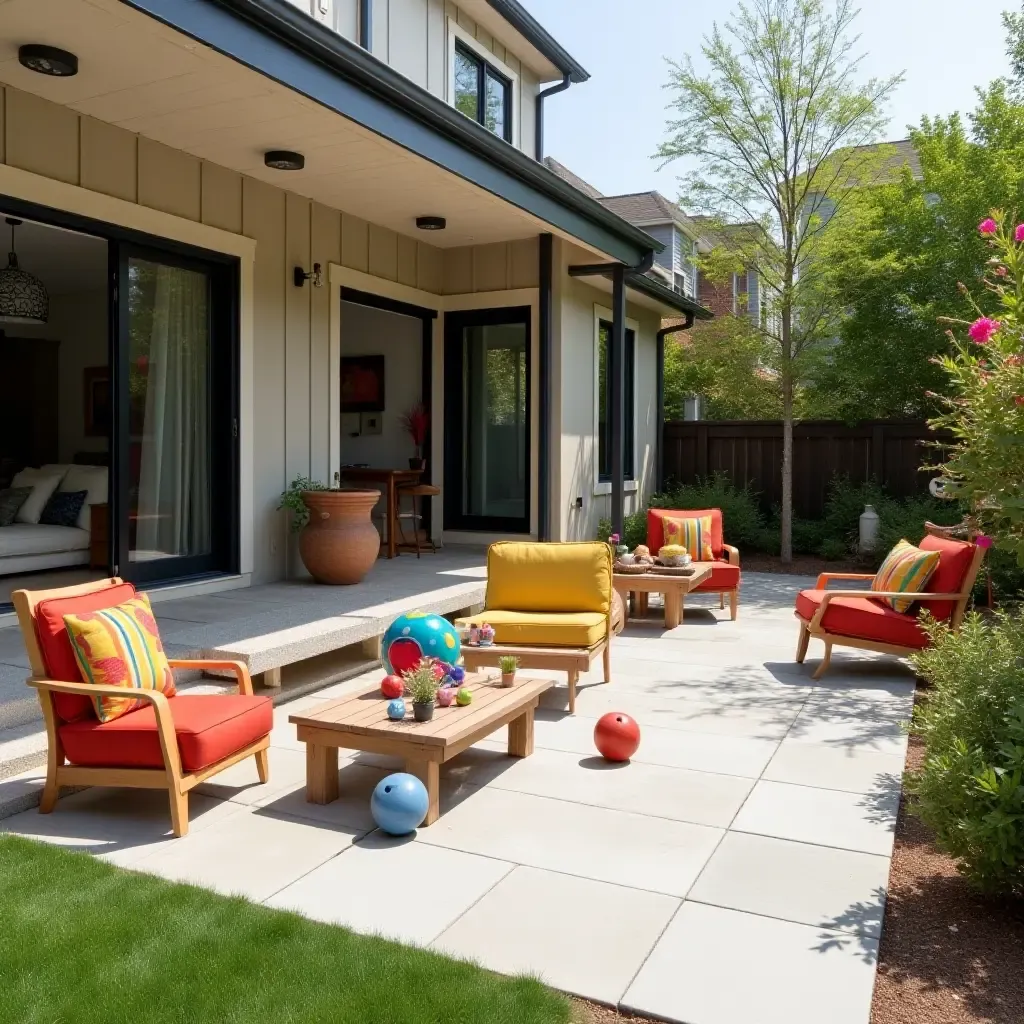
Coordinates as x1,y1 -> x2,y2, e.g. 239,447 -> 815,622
917,534 -> 977,622
35,582 -> 137,723
694,559 -> 741,592
648,508 -> 724,558
795,589 -> 929,650
59,694 -> 272,772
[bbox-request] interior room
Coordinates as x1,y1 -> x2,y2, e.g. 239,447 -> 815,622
0,214 -> 110,604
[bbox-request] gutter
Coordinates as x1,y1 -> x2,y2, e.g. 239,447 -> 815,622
125,0 -> 657,265
483,0 -> 590,83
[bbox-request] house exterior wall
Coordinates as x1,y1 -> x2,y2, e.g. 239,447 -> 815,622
646,223 -> 675,274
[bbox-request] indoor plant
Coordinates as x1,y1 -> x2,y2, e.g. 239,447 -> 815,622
404,662 -> 438,722
278,476 -> 381,585
498,655 -> 518,688
401,403 -> 429,471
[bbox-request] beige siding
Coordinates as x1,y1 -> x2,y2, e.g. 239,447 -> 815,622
81,117 -> 137,203
138,138 -> 202,222
7,91 -> 79,186
442,239 -> 539,294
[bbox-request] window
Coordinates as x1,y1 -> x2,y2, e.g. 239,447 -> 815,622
453,41 -> 512,142
597,320 -> 635,482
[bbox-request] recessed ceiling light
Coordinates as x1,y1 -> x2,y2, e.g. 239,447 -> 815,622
264,150 -> 305,171
416,216 -> 447,231
19,44 -> 78,77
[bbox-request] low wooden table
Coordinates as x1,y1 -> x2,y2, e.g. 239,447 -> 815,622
289,673 -> 553,826
339,467 -> 422,559
614,563 -> 714,629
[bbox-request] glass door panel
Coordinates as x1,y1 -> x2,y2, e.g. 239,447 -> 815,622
444,307 -> 531,533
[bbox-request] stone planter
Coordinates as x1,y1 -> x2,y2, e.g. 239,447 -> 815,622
412,700 -> 435,722
298,489 -> 381,585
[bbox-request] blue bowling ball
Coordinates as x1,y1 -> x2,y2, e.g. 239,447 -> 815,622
370,773 -> 429,835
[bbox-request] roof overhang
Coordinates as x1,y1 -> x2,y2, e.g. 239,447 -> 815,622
479,0 -> 589,83
626,273 -> 713,320
120,0 -> 649,263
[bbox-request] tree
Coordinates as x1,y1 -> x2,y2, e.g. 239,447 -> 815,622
805,81 -> 1024,420
657,0 -> 901,560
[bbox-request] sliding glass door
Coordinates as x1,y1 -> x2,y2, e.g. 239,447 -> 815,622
444,307 -> 531,533
114,244 -> 237,583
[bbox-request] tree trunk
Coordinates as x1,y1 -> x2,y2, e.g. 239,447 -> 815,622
780,301 -> 794,564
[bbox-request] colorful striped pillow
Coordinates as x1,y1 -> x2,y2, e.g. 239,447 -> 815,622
63,594 -> 176,723
872,540 -> 941,613
663,515 -> 715,562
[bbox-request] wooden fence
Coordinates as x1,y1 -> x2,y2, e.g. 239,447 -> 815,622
661,420 -> 949,518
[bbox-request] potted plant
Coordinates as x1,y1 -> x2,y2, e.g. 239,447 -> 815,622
278,476 -> 381,585
498,655 -> 518,688
401,403 -> 429,471
404,662 -> 438,722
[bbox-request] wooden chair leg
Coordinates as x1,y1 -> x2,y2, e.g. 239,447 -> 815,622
729,589 -> 738,621
169,788 -> 189,838
567,668 -> 579,714
795,623 -> 810,664
255,747 -> 270,784
813,641 -> 833,680
602,642 -> 611,684
720,592 -> 725,610
38,699 -> 63,814
39,770 -> 61,814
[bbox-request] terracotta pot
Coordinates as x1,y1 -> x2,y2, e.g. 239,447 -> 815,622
298,489 -> 381,585
500,672 -> 516,688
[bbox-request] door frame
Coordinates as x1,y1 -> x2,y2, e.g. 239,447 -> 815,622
443,304 -> 532,534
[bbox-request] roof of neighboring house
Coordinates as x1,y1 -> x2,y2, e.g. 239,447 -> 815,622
542,157 -> 604,199
807,138 -> 923,193
847,138 -> 921,181
483,0 -> 590,82
598,192 -> 710,249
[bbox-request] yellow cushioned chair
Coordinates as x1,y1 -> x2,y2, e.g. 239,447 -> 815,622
457,541 -> 620,713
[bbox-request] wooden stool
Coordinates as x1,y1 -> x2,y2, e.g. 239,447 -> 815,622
396,484 -> 440,557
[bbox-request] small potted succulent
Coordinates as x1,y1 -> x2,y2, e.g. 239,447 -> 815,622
403,662 -> 439,722
498,655 -> 518,688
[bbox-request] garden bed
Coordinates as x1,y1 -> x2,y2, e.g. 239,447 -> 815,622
870,735 -> 1024,1024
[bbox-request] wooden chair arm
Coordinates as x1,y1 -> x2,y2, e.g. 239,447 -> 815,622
722,544 -> 740,566
27,678 -> 182,776
809,589 -> 963,632
815,572 -> 876,589
167,659 -> 253,696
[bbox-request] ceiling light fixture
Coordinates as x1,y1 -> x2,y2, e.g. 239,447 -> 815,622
264,150 -> 305,171
416,216 -> 447,231
0,219 -> 48,325
19,44 -> 78,77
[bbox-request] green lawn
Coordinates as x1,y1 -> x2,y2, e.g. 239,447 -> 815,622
0,835 -> 571,1024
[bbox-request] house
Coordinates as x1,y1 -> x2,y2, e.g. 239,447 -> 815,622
0,0 -> 711,608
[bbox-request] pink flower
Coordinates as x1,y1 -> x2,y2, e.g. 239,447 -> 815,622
976,534 -> 993,549
969,317 -> 1000,344
1015,224 -> 1024,243
1015,396 -> 1024,406
996,266 -> 1009,277
979,218 -> 998,235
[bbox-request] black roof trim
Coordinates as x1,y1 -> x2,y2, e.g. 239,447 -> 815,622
484,0 -> 590,83
126,0 -> 653,263
626,273 -> 714,320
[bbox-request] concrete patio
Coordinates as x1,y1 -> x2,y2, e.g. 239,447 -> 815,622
0,571 -> 910,1024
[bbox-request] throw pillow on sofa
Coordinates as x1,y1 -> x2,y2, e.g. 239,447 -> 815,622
63,593 -> 177,723
0,487 -> 32,527
872,539 -> 941,613
40,490 -> 88,528
57,465 -> 108,531
663,514 -> 715,562
11,467 -> 66,525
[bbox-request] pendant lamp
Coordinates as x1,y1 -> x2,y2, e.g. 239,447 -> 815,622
0,218 -> 48,324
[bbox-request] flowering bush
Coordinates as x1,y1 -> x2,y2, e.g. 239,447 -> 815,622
931,211 -> 1024,563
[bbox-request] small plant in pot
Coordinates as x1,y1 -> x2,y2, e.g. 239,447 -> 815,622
498,655 -> 518,688
404,662 -> 439,722
401,403 -> 429,471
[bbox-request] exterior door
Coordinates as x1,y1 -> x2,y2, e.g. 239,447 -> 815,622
113,243 -> 238,584
444,307 -> 531,533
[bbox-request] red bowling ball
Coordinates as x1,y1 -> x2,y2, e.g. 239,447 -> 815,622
381,674 -> 405,699
594,712 -> 641,762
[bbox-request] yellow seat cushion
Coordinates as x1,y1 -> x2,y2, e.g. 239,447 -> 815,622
456,610 -> 607,648
485,541 -> 611,615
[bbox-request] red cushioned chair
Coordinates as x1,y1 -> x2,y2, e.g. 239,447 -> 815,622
13,578 -> 273,837
647,508 -> 741,620
794,532 -> 986,679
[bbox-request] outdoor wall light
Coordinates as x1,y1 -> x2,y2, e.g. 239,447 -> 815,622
416,216 -> 447,231
294,263 -> 324,288
19,45 -> 78,77
264,150 -> 305,171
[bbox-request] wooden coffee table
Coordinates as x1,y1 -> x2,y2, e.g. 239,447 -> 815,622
289,673 -> 553,826
614,563 -> 713,629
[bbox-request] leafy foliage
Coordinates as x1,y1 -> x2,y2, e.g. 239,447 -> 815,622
278,476 -> 331,533
403,662 -> 438,705
909,612 -> 1024,895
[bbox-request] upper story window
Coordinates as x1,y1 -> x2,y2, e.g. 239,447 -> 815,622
453,41 -> 513,143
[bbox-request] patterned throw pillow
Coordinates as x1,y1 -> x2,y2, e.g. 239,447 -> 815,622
39,490 -> 87,528
0,487 -> 32,527
63,594 -> 176,723
663,515 -> 715,561
872,539 -> 941,613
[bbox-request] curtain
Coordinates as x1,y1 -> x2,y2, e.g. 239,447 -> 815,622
133,262 -> 210,560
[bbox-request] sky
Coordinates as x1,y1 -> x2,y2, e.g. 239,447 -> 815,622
519,0 -> 1014,201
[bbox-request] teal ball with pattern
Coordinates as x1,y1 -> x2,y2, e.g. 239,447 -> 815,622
381,610 -> 461,675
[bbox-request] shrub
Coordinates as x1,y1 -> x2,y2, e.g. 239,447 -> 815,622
596,509 -> 647,550
790,517 -> 826,556
751,526 -> 781,555
909,612 -> 1024,895
874,495 -> 965,568
821,476 -> 886,547
655,473 -> 764,547
817,536 -> 849,561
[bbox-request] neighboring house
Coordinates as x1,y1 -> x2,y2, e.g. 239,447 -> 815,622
0,0 -> 710,608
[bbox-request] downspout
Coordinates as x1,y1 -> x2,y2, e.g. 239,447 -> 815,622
656,315 -> 695,493
359,0 -> 372,50
568,251 -> 656,539
538,233 -> 554,540
535,73 -> 571,162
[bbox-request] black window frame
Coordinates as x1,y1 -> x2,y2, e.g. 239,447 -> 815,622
453,41 -> 513,144
597,319 -> 636,483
